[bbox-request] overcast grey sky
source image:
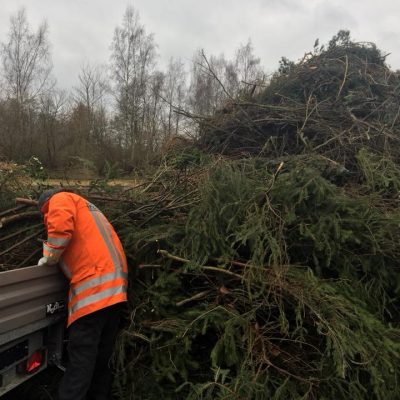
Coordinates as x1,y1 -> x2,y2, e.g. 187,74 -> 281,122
0,0 -> 399,90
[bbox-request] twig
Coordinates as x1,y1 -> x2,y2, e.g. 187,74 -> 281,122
0,223 -> 43,243
141,167 -> 169,194
297,94 -> 317,146
138,264 -> 162,269
201,266 -> 243,279
88,194 -> 134,203
176,290 -> 212,307
390,104 -> 400,130
200,50 -> 233,101
137,195 -> 198,228
17,248 -> 42,267
123,181 -> 149,192
158,249 -> 191,264
158,250 -> 244,280
336,55 -> 349,99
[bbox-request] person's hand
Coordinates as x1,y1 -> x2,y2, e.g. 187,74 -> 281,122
37,256 -> 49,266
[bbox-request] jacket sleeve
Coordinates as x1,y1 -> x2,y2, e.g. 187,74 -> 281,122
43,193 -> 76,263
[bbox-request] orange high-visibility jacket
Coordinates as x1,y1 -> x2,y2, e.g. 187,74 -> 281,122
42,192 -> 128,326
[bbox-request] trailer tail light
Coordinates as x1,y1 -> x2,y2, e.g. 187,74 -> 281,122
26,350 -> 44,373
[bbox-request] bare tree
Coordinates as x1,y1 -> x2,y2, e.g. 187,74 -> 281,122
188,50 -> 229,116
74,64 -> 108,111
0,8 -> 53,160
1,8 -> 53,105
110,6 -> 157,166
234,39 -> 264,95
187,41 -> 265,121
162,58 -> 187,139
37,90 -> 67,166
73,63 -> 109,145
146,71 -> 164,156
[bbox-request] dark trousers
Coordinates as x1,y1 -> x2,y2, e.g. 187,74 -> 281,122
58,303 -> 123,400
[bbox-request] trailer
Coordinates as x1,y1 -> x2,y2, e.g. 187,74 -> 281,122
0,265 -> 68,397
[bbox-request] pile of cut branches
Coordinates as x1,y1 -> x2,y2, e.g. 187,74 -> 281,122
112,151 -> 400,400
111,34 -> 400,399
197,32 -> 400,174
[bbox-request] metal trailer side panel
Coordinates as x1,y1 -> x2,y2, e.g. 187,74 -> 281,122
0,265 -> 68,345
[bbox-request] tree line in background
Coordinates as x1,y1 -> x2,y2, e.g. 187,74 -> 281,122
0,6 -> 265,175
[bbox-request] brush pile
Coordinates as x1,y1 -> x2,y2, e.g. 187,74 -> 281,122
113,153 -> 400,400
112,33 -> 400,400
2,32 -> 400,399
199,31 -> 400,169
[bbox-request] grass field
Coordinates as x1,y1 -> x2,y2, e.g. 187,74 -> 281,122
45,178 -> 139,187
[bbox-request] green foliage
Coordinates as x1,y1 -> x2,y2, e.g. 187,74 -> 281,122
278,56 -> 295,75
328,29 -> 353,48
113,152 -> 400,399
269,30 -> 386,105
183,160 -> 263,262
357,149 -> 400,194
168,147 -> 205,171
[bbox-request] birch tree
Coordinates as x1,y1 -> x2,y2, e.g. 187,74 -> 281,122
0,8 -> 53,159
162,58 -> 186,140
110,6 -> 156,165
1,8 -> 52,105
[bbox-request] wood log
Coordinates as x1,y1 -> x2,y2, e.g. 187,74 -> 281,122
0,205 -> 27,218
15,198 -> 39,206
0,211 -> 41,228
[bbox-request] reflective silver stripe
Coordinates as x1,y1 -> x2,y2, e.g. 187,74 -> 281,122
43,243 -> 64,257
59,259 -> 72,279
87,203 -> 122,270
47,236 -> 70,247
70,270 -> 128,298
69,285 -> 127,315
97,212 -> 125,269
43,243 -> 64,264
